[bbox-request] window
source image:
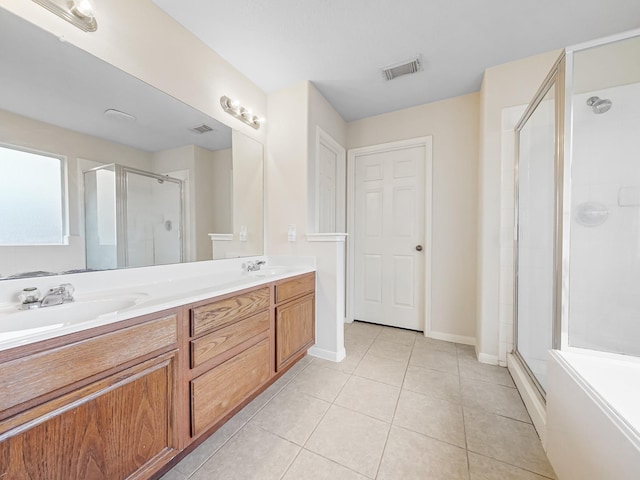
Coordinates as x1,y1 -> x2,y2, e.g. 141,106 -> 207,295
0,145 -> 66,245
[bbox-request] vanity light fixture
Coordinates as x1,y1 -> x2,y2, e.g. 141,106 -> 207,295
32,0 -> 98,32
220,96 -> 264,130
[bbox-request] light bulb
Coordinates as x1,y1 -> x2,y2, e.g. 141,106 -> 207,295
71,0 -> 95,19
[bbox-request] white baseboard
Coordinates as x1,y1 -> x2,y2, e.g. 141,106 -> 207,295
427,330 -> 476,346
478,352 -> 500,365
308,346 -> 346,363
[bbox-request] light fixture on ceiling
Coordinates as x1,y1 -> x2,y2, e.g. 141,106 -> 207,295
32,0 -> 97,32
103,108 -> 136,123
220,96 -> 264,130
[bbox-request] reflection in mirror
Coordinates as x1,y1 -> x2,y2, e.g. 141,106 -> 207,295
0,7 -> 264,279
211,132 -> 264,259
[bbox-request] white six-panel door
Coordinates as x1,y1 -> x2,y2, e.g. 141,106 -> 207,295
350,140 -> 429,331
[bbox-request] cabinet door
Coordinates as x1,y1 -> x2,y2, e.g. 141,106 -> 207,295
0,352 -> 178,480
191,339 -> 270,437
276,294 -> 315,372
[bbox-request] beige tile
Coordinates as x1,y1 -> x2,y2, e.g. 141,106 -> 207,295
461,377 -> 530,422
377,426 -> 469,480
409,346 -> 459,374
458,356 -> 515,387
306,404 -> 390,478
368,338 -> 412,363
282,355 -> 313,378
393,389 -> 466,447
237,381 -> 286,420
348,321 -> 383,339
191,423 -> 299,480
468,452 -> 555,480
376,327 -> 418,346
160,467 -> 187,480
456,343 -> 477,359
251,385 -> 330,445
312,350 -> 364,374
288,363 -> 350,402
282,449 -> 368,480
414,335 -> 458,353
345,332 -> 375,354
173,414 -> 246,476
403,364 -> 461,404
464,407 -> 555,478
354,353 -> 408,387
335,375 -> 400,422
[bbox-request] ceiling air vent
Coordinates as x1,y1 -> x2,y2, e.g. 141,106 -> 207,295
382,55 -> 423,81
189,124 -> 214,134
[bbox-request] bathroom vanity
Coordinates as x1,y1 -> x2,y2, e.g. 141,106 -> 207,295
0,267 -> 315,479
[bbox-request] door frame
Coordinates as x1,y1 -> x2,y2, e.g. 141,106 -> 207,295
315,126 -> 346,232
346,136 -> 433,335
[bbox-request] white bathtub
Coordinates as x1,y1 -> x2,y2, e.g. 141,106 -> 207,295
546,349 -> 640,480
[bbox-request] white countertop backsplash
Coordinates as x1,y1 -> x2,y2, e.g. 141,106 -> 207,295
0,255 -> 315,352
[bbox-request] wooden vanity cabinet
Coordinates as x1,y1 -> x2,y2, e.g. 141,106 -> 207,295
187,287 -> 272,438
0,311 -> 181,480
0,272 -> 317,479
275,273 -> 316,372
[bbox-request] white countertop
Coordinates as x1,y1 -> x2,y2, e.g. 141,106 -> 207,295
0,256 -> 315,352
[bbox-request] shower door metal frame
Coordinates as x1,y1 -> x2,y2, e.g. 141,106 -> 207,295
512,53 -> 566,400
119,165 -> 185,267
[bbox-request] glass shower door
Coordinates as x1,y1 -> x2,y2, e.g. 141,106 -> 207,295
514,63 -> 563,396
124,168 -> 183,268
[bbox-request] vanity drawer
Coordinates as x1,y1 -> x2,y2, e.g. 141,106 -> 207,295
191,338 -> 270,436
191,287 -> 270,337
0,314 -> 177,415
190,310 -> 269,368
275,273 -> 315,304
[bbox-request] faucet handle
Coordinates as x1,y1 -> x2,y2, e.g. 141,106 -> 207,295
60,283 -> 75,300
18,287 -> 41,304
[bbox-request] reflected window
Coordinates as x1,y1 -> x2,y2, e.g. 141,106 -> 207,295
0,145 -> 66,245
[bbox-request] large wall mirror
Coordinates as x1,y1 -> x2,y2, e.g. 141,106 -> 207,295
0,8 -> 264,279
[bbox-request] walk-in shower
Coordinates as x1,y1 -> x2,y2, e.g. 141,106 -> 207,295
510,30 -> 640,455
84,164 -> 184,270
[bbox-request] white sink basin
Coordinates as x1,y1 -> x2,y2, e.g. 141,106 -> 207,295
0,293 -> 148,334
248,266 -> 294,278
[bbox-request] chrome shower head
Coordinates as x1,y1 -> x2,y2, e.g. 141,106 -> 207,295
586,96 -> 612,114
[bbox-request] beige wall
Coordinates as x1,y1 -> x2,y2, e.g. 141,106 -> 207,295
476,50 -> 562,361
0,0 -> 266,144
265,82 -> 310,252
347,93 -> 480,340
232,131 -> 264,257
211,148 -> 233,234
573,35 -> 640,93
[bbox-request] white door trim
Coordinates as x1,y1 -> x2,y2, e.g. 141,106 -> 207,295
315,126 -> 346,233
346,136 -> 433,334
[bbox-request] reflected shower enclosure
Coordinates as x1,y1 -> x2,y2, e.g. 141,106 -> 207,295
84,164 -> 184,270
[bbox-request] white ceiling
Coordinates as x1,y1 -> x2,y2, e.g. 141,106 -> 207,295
152,0 -> 640,121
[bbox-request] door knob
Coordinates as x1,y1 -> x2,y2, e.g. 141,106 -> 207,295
415,245 -> 423,252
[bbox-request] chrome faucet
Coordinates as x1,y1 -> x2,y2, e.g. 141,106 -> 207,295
19,283 -> 74,310
244,260 -> 266,272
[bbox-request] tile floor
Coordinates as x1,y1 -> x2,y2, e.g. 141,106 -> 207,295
161,321 -> 556,480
